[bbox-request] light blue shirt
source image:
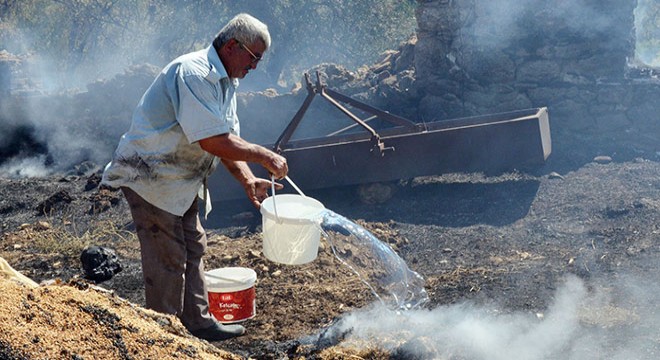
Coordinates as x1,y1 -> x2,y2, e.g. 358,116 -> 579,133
102,45 -> 239,216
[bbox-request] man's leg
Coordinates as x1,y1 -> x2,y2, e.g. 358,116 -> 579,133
180,198 -> 216,330
178,198 -> 246,340
121,187 -> 244,340
121,187 -> 189,318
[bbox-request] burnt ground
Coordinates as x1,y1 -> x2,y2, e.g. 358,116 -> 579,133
0,157 -> 659,359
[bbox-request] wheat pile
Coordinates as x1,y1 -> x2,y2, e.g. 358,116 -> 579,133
0,278 -> 241,359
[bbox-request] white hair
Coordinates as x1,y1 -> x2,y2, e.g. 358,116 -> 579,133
213,13 -> 271,49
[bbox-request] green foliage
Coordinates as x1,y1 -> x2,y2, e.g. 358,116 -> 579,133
0,0 -> 417,89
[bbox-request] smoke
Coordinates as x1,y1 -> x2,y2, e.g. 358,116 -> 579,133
0,105 -> 50,177
0,1 -> 654,176
0,156 -> 50,178
0,87 -> 131,177
319,274 -> 658,359
1,2 -> 410,176
472,0 -> 615,49
634,0 -> 660,67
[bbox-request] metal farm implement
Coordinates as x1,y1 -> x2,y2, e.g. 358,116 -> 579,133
209,72 -> 551,204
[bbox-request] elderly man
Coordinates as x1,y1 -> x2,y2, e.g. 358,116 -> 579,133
102,13 -> 287,341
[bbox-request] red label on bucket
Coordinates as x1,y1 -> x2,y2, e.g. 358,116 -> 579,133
208,287 -> 256,323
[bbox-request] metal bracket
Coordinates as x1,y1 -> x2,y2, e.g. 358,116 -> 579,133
370,135 -> 395,157
273,71 -> 410,156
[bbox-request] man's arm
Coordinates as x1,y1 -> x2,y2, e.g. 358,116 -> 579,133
220,158 -> 282,208
198,133 -> 287,179
220,158 -> 255,185
199,133 -> 287,208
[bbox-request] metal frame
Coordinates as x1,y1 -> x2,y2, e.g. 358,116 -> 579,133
208,71 -> 552,204
274,71 -> 422,156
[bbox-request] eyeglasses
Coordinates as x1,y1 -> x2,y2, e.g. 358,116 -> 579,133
237,41 -> 262,64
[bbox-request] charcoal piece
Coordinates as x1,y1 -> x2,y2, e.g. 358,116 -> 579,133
80,246 -> 122,282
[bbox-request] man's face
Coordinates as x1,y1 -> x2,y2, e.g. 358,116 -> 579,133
225,39 -> 265,79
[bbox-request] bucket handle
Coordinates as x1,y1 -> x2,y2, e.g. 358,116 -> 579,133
285,176 -> 306,197
270,174 -> 280,221
270,175 -> 307,223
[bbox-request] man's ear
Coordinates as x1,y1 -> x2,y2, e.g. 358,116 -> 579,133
219,38 -> 239,59
226,38 -> 240,52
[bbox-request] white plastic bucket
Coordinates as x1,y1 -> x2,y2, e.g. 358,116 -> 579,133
205,267 -> 257,323
260,194 -> 325,265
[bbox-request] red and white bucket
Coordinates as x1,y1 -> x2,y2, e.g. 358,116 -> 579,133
205,267 -> 257,324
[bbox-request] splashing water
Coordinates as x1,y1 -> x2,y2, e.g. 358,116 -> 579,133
315,209 -> 429,311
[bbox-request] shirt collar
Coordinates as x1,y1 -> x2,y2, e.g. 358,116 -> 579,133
206,45 -> 240,88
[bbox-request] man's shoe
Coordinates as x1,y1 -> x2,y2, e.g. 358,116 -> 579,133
190,322 -> 246,341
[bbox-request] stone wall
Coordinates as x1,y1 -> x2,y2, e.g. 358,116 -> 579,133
413,0 -> 659,167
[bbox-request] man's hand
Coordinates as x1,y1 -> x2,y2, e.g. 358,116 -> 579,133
243,177 -> 283,209
263,152 -> 288,180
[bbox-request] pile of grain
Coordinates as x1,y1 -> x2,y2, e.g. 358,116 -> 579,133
0,278 -> 241,359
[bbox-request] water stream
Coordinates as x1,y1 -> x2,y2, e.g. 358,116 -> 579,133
315,209 -> 429,311
263,185 -> 428,311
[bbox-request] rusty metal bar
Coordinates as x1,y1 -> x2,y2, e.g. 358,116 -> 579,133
273,73 -> 317,153
327,115 -> 378,137
276,71 -> 397,155
318,86 -> 380,140
322,87 -> 419,130
318,87 -> 395,156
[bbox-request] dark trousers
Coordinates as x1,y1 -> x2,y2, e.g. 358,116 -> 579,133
121,187 -> 215,332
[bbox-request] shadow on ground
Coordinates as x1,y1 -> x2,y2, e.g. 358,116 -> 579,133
203,178 -> 541,231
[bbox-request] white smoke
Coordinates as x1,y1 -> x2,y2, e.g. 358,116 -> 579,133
321,274 -> 658,359
472,0 -> 614,49
0,155 -> 50,178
